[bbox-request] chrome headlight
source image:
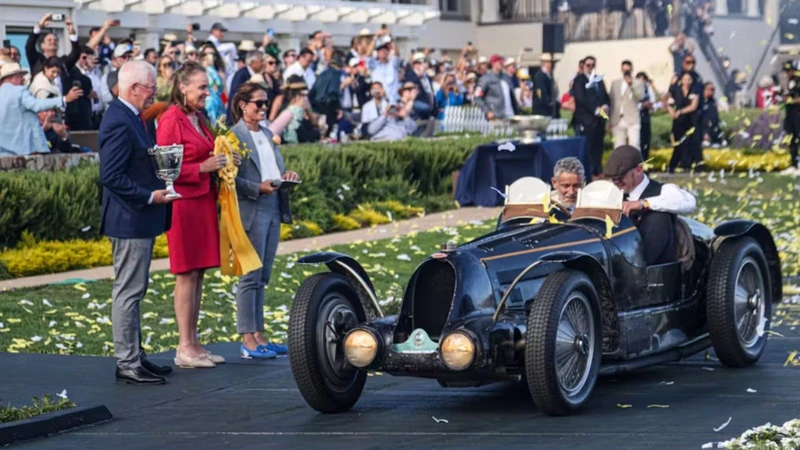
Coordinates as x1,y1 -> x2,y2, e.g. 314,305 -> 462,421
344,329 -> 379,368
441,332 -> 476,371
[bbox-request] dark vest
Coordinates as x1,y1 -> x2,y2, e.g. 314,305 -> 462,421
627,179 -> 663,225
627,179 -> 678,266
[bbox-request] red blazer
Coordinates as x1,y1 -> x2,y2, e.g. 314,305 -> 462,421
156,105 -> 216,199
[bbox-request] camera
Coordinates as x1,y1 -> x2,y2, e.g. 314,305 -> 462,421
192,22 -> 201,31
72,80 -> 82,89
267,28 -> 275,38
51,13 -> 65,22
2,39 -> 10,49
112,19 -> 121,26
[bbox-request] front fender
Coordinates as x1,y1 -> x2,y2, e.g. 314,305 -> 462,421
297,252 -> 384,320
713,220 -> 783,304
539,250 -> 621,355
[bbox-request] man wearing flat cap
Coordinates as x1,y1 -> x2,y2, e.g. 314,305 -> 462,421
605,145 -> 697,266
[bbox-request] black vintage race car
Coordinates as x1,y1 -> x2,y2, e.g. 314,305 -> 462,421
288,177 -> 782,416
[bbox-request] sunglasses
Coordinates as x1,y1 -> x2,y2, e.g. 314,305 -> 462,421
266,60 -> 277,65
684,60 -> 695,65
248,100 -> 268,109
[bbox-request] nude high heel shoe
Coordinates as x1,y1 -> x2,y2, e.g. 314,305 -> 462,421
174,349 -> 216,368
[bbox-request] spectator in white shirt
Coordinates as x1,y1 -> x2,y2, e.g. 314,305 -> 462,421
283,48 -> 316,90
367,37 -> 401,105
207,22 -> 238,82
101,45 -> 133,107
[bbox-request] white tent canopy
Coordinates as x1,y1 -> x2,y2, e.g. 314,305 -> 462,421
75,0 -> 440,27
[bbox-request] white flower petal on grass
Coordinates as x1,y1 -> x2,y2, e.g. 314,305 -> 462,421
159,318 -> 175,325
96,316 -> 111,325
77,342 -> 83,349
19,299 -> 33,306
55,343 -> 67,350
56,389 -> 68,399
81,226 -> 92,232
714,417 -> 732,432
0,323 -> 4,329
42,299 -> 53,307
397,254 -> 411,261
31,336 -> 42,342
49,321 -> 57,328
280,272 -> 292,279
82,293 -> 91,299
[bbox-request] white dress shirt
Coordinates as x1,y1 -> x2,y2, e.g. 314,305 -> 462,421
628,175 -> 697,215
249,130 -> 282,182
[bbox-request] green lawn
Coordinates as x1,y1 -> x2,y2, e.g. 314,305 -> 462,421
2,171 -> 799,357
0,220 -> 496,357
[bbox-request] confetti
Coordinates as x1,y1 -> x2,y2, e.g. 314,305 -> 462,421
714,417 -> 732,432
647,404 -> 670,409
432,416 -> 449,423
746,388 -> 757,393
616,403 -> 633,408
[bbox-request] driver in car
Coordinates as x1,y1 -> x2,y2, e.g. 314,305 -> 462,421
604,145 -> 697,266
550,157 -> 585,212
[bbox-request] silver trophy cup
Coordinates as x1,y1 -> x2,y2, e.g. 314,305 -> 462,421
147,144 -> 184,199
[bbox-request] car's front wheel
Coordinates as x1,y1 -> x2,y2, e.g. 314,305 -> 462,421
706,236 -> 772,367
525,270 -> 602,416
289,273 -> 366,413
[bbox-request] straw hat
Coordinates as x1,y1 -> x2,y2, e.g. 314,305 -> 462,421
239,40 -> 257,51
0,62 -> 28,82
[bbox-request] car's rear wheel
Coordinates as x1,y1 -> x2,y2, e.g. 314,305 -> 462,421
289,273 -> 366,413
707,237 -> 772,367
525,270 -> 602,416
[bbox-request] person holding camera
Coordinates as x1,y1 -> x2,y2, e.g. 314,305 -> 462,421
435,73 -> 464,121
360,81 -> 415,141
609,60 -> 646,150
26,15 -> 113,95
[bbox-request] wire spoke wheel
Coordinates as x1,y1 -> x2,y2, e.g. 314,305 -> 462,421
555,293 -> 595,396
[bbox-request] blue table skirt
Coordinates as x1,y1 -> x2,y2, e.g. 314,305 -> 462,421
455,137 -> 588,207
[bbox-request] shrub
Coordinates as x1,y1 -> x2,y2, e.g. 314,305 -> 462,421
0,395 -> 76,424
648,148 -> 791,172
331,214 -> 361,231
348,206 -> 391,227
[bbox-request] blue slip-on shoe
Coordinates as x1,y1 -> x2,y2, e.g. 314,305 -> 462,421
240,344 -> 277,360
259,342 -> 288,355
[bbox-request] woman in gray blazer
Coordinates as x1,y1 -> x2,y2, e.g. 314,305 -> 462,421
231,82 -> 299,359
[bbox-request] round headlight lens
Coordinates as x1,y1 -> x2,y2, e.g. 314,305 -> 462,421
441,332 -> 475,371
344,329 -> 378,368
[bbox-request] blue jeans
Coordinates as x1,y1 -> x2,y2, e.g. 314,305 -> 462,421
235,194 -> 281,334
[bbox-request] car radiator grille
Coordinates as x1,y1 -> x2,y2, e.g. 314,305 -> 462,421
397,260 -> 456,343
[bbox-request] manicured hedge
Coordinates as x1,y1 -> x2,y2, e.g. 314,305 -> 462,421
0,136 -> 487,251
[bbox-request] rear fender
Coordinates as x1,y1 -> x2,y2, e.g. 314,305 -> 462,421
540,251 -> 621,355
297,252 -> 385,320
713,221 -> 782,303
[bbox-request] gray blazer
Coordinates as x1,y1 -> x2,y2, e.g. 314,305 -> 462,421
232,119 -> 293,230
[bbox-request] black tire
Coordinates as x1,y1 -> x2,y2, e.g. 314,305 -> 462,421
288,273 -> 367,413
706,237 -> 772,367
526,270 -> 602,416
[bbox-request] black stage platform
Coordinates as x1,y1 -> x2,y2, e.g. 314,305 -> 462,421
3,313 -> 799,450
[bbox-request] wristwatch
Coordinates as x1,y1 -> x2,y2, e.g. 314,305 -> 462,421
640,199 -> 650,210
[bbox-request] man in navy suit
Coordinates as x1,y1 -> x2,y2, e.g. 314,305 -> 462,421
99,60 -> 176,385
226,50 -> 265,124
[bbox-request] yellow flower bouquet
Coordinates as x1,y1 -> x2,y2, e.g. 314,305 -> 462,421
210,117 -> 263,276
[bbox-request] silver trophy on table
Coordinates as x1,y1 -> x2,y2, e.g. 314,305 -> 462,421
508,115 -> 552,143
147,144 -> 184,199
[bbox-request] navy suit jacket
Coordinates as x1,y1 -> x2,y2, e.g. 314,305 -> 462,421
98,99 -> 171,238
226,67 -> 252,125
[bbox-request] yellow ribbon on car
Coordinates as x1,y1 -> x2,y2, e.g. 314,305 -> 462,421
214,132 -> 263,276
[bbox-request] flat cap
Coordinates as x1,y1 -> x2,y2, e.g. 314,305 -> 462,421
604,145 -> 643,178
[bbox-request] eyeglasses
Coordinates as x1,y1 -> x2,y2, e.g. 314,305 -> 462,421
248,100 -> 268,109
135,83 -> 156,91
266,60 -> 277,66
684,60 -> 695,65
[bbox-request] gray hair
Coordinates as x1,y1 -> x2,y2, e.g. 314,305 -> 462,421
245,50 -> 264,66
118,60 -> 156,94
553,157 -> 585,181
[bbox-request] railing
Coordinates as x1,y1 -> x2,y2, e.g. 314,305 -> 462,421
683,5 -> 731,92
440,106 -> 571,138
499,0 -> 554,21
391,0 -> 429,4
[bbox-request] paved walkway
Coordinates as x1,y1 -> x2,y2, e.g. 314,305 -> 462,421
0,207 -> 501,291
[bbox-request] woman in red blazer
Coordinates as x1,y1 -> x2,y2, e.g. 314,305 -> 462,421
156,62 -> 239,369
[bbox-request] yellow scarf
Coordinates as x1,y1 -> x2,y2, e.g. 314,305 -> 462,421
214,132 -> 263,276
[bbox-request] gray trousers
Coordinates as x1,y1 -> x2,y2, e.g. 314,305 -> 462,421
236,195 -> 281,334
110,237 -> 154,369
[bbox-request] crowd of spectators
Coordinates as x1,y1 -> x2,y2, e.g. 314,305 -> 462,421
0,17 -> 563,155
